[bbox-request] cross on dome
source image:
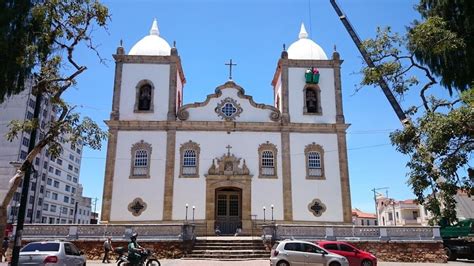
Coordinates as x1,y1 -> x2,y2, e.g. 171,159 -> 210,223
150,18 -> 160,36
299,23 -> 308,39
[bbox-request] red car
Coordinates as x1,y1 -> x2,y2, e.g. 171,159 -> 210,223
316,241 -> 377,266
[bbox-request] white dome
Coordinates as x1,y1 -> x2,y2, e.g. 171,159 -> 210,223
287,23 -> 328,60
129,19 -> 171,56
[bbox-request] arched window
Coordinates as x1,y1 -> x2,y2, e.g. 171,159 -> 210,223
304,143 -> 325,179
130,140 -> 152,179
258,142 -> 278,179
134,80 -> 154,112
303,85 -> 322,115
180,141 -> 200,178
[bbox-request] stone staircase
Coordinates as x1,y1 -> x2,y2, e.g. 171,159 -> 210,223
185,236 -> 270,260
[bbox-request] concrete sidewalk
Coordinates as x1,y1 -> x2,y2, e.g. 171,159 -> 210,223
87,259 -> 473,265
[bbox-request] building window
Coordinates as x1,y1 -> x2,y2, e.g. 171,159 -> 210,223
20,150 -> 27,160
179,141 -> 200,178
68,164 -> 73,171
303,84 -> 322,115
53,180 -> 60,188
71,187 -> 76,194
64,196 -> 69,203
56,159 -> 62,165
22,137 -> 30,147
65,185 -> 70,192
43,203 -> 49,211
35,157 -> 40,165
258,141 -> 278,179
50,205 -> 56,212
304,143 -> 325,179
130,140 -> 152,179
55,169 -> 61,176
73,177 -> 78,183
67,175 -> 72,181
52,193 -> 58,200
47,178 -> 52,185
134,80 -> 154,112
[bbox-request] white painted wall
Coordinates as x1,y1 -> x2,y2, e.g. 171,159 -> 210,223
173,131 -> 284,221
274,75 -> 282,112
110,131 -> 167,221
119,64 -> 170,121
184,87 -> 275,122
290,133 -> 343,221
288,68 -> 336,124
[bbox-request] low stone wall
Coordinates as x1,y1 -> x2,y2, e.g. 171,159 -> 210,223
22,240 -> 190,260
348,241 -> 446,263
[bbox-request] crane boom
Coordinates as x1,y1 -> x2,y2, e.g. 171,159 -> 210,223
329,0 -> 409,124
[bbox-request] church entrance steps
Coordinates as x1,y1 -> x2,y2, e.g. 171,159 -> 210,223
185,237 -> 270,260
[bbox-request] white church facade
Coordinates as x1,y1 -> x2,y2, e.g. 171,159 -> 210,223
101,20 -> 352,235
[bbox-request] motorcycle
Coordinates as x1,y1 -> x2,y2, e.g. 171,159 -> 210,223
115,246 -> 160,266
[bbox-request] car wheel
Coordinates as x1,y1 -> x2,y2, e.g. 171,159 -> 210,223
445,247 -> 457,261
277,261 -> 290,266
329,262 -> 341,266
361,260 -> 373,266
117,261 -> 127,266
146,259 -> 160,266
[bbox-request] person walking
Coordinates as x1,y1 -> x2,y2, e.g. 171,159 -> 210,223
102,237 -> 113,263
2,237 -> 9,262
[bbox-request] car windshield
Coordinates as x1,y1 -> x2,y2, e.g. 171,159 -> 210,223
21,243 -> 60,252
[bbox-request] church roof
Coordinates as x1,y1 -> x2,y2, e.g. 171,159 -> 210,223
287,23 -> 328,60
129,19 -> 171,56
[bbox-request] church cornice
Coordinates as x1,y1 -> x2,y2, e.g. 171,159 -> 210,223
177,80 -> 280,122
105,120 -> 350,133
113,54 -> 186,85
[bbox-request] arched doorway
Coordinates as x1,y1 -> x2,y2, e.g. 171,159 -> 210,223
215,187 -> 242,235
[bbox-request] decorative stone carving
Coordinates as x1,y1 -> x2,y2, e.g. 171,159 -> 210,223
308,198 -> 326,217
215,97 -> 243,121
128,197 -> 147,216
177,80 -> 280,122
206,149 -> 252,177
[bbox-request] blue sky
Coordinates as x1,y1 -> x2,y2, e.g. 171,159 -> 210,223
64,0 -> 423,215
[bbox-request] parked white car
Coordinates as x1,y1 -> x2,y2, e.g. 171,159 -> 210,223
270,239 -> 349,266
19,240 -> 86,265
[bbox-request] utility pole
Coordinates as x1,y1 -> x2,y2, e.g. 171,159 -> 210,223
371,187 -> 389,226
11,91 -> 42,266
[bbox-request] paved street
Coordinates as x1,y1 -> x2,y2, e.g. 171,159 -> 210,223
84,259 -> 474,265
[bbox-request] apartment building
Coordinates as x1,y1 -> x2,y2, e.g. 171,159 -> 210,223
0,87 -> 92,224
376,196 -> 430,226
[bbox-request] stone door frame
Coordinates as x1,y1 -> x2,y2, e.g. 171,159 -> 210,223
205,175 -> 252,235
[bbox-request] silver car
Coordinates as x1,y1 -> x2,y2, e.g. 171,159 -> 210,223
19,240 -> 86,265
270,240 -> 349,266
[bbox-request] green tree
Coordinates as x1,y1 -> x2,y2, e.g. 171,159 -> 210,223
361,21 -> 473,224
0,0 -> 109,239
411,0 -> 474,92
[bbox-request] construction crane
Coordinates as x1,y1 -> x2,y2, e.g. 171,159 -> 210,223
329,0 -> 410,127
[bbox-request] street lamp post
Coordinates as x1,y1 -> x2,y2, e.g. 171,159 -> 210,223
263,206 -> 266,222
192,206 -> 195,222
271,205 -> 274,221
185,203 -> 188,222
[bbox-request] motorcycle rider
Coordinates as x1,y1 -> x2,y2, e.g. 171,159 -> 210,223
128,233 -> 145,264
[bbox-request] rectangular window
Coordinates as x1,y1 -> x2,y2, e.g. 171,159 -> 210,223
36,210 -> 41,219
20,150 -> 27,160
38,198 -> 43,206
41,173 -> 46,181
388,212 -> 393,221
13,192 -> 20,201
71,143 -> 76,150
52,193 -> 58,200
65,185 -> 70,192
30,182 -> 36,191
47,178 -> 52,185
28,99 -> 35,108
76,148 -> 81,154
50,205 -> 56,212
62,207 -> 68,214
45,191 -> 50,198
43,203 -> 49,211
29,196 -> 34,204
26,111 -> 34,119
22,137 -> 30,147
73,177 -> 78,183
74,167 -> 79,174
69,154 -> 74,161
35,157 -> 40,166
75,158 -> 80,164
55,169 -> 61,176
71,187 -> 76,194
53,180 -> 59,188
40,185 -> 44,194
48,166 -> 53,173
27,209 -> 32,218
56,159 -> 62,165
68,164 -> 73,171
43,162 -> 48,169
71,198 -> 75,204
67,175 -> 72,181
63,196 -> 69,203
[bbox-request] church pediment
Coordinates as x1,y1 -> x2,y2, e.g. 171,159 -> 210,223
177,81 -> 280,122
206,149 -> 252,177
